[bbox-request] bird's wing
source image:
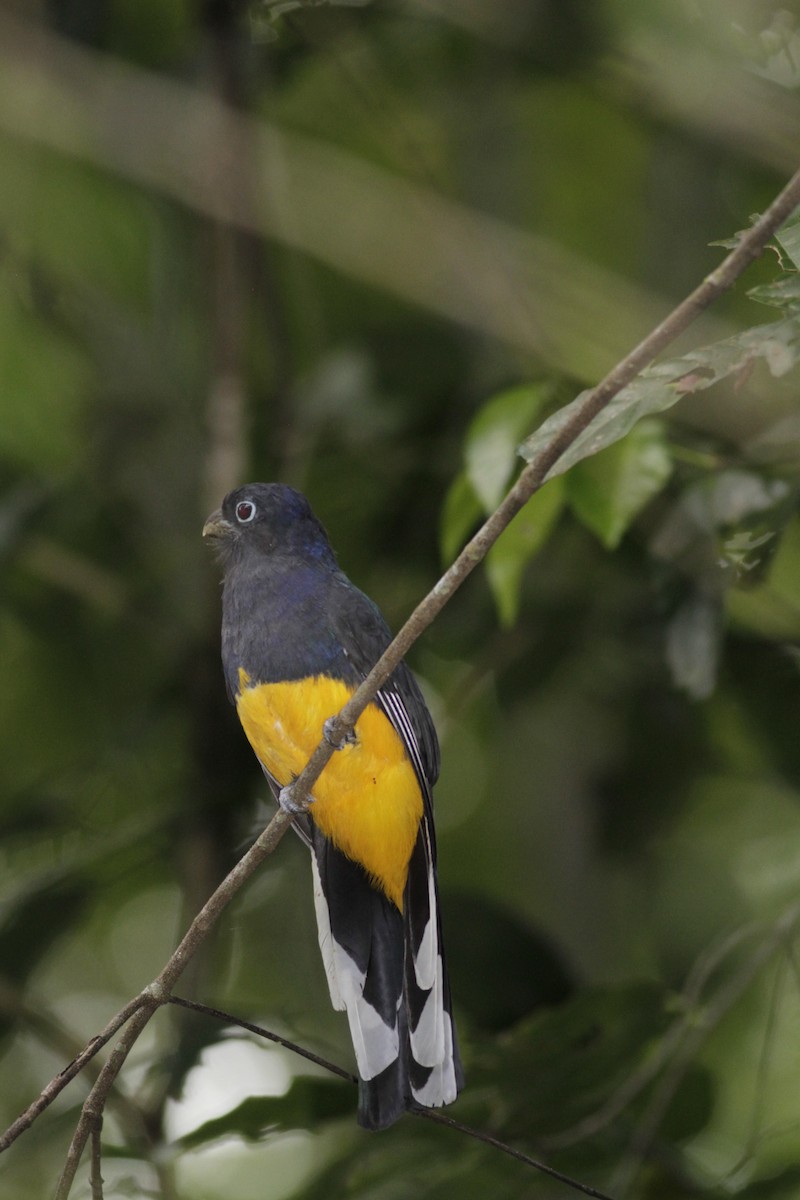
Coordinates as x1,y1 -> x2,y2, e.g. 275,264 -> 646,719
326,576 -> 461,1124
327,574 -> 440,793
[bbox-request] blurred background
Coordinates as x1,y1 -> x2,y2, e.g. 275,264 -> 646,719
2,1 -> 800,1197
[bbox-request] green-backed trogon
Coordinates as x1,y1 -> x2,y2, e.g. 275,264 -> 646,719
203,482 -> 463,1130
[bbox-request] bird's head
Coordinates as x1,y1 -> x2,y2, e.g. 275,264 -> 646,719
203,482 -> 336,566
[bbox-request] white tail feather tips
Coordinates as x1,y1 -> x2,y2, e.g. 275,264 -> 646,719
311,856 -> 345,1010
311,857 -> 399,1080
409,956 -> 446,1067
411,1009 -> 459,1106
413,859 -> 439,991
343,987 -> 399,1081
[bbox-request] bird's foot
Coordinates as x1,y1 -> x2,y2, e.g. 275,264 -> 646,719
278,783 -> 312,816
323,716 -> 357,750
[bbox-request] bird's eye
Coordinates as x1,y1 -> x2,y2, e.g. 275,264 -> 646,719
235,500 -> 256,523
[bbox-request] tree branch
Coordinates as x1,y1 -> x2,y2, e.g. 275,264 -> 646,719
168,995 -> 614,1200
166,997 -> 614,1196
2,167 -> 798,1197
283,165 -> 800,814
167,995 -> 357,1083
0,995 -> 146,1153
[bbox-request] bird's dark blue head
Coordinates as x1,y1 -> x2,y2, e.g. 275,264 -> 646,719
202,482 -> 338,568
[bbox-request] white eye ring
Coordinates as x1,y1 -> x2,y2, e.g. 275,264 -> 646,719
235,500 -> 257,523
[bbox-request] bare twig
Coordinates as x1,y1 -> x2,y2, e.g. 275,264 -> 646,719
168,996 -> 613,1200
0,978 -> 159,1149
418,1109 -> 615,1200
54,1005 -> 155,1200
167,995 -> 357,1083
0,995 -> 146,1153
1,157 -> 797,1198
49,808 -> 308,1196
89,1119 -> 104,1200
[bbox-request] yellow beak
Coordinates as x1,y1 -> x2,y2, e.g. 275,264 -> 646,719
202,509 -> 233,540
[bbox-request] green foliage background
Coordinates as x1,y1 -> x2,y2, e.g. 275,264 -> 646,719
3,1 -> 800,1197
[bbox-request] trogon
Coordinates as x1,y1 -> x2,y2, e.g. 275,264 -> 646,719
203,482 -> 463,1130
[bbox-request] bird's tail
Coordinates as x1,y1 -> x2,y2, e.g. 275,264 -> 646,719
310,828 -> 463,1131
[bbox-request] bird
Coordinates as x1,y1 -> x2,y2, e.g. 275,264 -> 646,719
203,482 -> 463,1130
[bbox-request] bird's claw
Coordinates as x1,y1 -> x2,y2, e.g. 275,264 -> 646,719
278,783 -> 312,816
323,717 -> 357,750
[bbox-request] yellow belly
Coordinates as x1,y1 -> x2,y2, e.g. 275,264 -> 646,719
236,668 -> 423,910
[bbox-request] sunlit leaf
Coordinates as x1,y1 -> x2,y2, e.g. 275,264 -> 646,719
465,383 -> 552,512
519,317 -> 800,480
485,477 -> 564,627
567,418 -> 672,549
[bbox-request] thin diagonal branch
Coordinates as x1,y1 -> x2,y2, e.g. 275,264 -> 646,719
418,1109 -> 615,1200
2,166 -> 799,1198
0,995 -> 146,1153
168,996 -> 613,1200
167,995 -> 357,1083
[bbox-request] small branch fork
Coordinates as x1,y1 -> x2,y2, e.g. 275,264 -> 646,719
2,167 -> 800,1200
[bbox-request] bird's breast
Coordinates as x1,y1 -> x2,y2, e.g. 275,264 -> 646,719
235,668 -> 423,909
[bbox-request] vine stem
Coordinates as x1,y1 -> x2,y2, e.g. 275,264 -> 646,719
3,166 -> 799,1199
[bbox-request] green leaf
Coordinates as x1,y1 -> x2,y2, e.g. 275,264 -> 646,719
439,471 -> 483,564
567,418 -> 672,549
748,274 -> 800,312
728,516 -> 800,640
465,383 -> 552,512
485,477 -> 565,626
519,317 -> 800,480
776,207 -> 800,271
178,1077 -> 353,1148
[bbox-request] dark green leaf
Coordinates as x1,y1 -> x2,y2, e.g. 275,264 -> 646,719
728,516 -> 800,639
567,418 -> 672,549
177,1077 -> 353,1147
485,477 -> 564,626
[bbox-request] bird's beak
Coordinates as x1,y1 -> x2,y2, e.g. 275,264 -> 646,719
202,509 -> 233,541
